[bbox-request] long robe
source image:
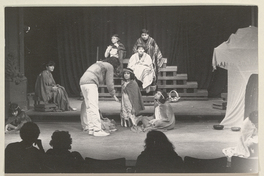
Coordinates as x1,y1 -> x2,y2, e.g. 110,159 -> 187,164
120,80 -> 145,126
133,36 -> 164,68
35,70 -> 72,111
128,53 -> 155,89
141,101 -> 175,131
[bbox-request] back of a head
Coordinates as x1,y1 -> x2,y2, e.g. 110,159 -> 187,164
20,122 -> 40,144
49,130 -> 72,150
144,130 -> 174,152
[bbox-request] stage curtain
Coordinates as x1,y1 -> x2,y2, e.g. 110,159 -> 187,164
49,6 -> 254,96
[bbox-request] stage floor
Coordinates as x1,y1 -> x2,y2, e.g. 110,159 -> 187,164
5,120 -> 240,164
26,97 -> 226,121
5,98 -> 233,169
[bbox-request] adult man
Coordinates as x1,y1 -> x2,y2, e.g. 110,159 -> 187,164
80,58 -> 119,136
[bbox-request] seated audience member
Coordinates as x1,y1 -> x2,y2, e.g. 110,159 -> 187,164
223,111 -> 258,159
128,43 -> 155,93
136,130 -> 184,173
5,103 -> 31,134
135,90 -> 175,132
46,130 -> 84,172
5,122 -> 51,173
35,61 -> 75,111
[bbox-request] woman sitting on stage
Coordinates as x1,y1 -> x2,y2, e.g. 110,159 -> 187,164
128,43 -> 155,93
137,90 -> 175,132
35,61 -> 74,111
104,34 -> 126,75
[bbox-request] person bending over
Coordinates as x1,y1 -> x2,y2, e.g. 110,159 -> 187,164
80,57 -> 120,137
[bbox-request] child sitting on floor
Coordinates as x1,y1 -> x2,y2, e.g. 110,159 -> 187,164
120,68 -> 145,128
5,103 -> 31,133
136,90 -> 175,132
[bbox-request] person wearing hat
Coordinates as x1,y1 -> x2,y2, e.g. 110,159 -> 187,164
120,68 -> 145,128
128,43 -> 155,93
104,34 -> 126,75
132,29 -> 165,70
79,57 -> 120,137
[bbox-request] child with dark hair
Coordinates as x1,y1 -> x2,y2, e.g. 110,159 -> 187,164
35,60 -> 75,111
5,103 -> 31,133
138,90 -> 175,132
104,34 -> 126,75
136,130 -> 184,173
46,130 -> 84,172
120,68 -> 145,128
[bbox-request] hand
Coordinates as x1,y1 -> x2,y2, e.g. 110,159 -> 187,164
52,86 -> 58,91
113,95 -> 119,102
131,109 -> 135,115
149,119 -> 156,125
107,45 -> 112,51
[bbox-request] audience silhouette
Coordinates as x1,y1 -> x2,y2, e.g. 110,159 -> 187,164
135,130 -> 184,173
46,130 -> 84,172
5,122 -> 51,173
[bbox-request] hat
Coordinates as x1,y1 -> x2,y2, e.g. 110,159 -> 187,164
136,43 -> 146,50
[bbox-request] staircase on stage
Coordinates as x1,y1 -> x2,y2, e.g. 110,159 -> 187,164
98,58 -> 208,103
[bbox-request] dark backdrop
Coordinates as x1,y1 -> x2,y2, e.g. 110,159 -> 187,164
23,6 -> 257,97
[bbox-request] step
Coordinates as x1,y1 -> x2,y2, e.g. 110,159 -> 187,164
158,82 -> 198,88
158,74 -> 187,80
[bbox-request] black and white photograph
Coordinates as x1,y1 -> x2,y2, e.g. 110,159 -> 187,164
2,0 -> 261,175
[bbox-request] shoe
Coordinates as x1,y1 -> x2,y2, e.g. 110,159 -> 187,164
88,130 -> 94,135
109,128 -> 117,132
93,130 -> 110,137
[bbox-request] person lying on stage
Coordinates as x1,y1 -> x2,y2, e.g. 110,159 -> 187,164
128,43 -> 155,93
135,130 -> 184,173
132,29 -> 165,70
104,34 -> 126,75
5,103 -> 31,134
134,90 -> 175,132
222,111 -> 258,159
35,61 -> 75,111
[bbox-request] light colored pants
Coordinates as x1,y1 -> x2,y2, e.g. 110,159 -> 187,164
80,84 -> 101,131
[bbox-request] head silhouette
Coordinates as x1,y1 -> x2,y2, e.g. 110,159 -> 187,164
144,130 -> 175,152
49,130 -> 72,150
20,122 -> 40,144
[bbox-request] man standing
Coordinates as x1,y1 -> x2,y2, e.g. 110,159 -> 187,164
80,58 -> 119,136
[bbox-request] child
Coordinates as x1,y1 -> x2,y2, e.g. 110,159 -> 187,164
120,68 -> 145,128
138,90 -> 175,132
5,103 -> 32,133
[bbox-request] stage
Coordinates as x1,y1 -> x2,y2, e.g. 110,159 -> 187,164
4,97 -> 240,169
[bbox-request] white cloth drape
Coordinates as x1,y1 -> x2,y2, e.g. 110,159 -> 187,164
212,26 -> 258,128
